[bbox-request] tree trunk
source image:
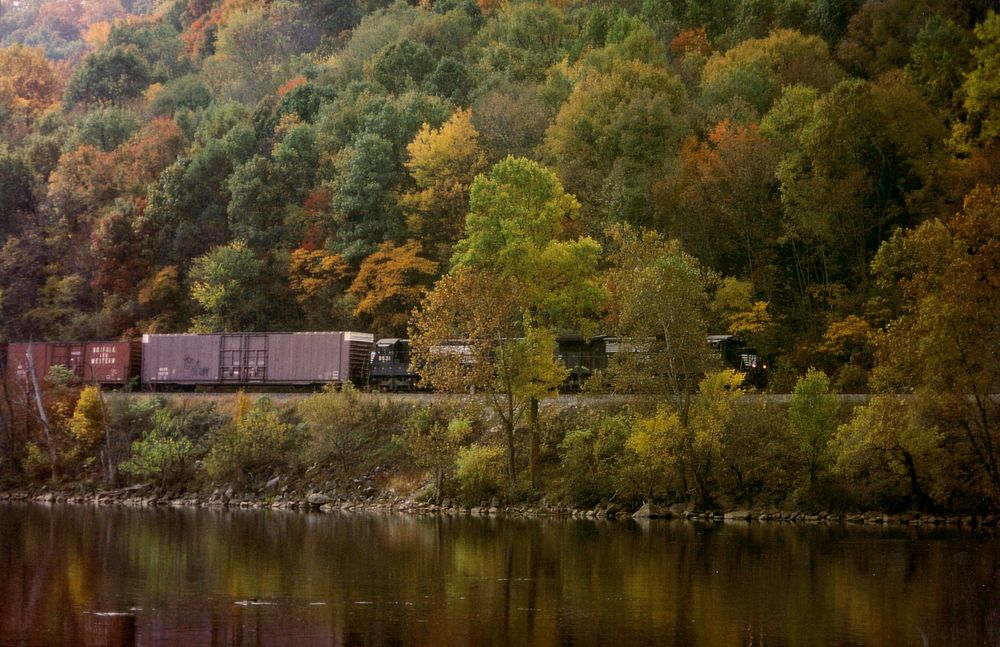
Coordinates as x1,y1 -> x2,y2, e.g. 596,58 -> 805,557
25,343 -> 58,481
528,397 -> 539,489
97,387 -> 117,486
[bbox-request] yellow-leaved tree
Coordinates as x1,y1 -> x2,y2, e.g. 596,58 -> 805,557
401,107 -> 487,263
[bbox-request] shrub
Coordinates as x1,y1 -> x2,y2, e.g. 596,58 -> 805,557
399,404 -> 470,502
204,394 -> 293,485
454,444 -> 504,505
69,385 -> 105,447
298,384 -> 408,474
119,408 -> 196,487
559,413 -> 631,506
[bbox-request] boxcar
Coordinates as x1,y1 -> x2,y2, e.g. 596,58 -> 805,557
4,341 -> 141,386
142,331 -> 374,387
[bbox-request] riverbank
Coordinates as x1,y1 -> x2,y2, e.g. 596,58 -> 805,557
3,484 -> 997,530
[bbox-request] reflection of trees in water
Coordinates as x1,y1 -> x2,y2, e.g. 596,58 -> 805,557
0,504 -> 998,646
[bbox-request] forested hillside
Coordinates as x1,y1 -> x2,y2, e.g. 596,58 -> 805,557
1,0 -> 998,392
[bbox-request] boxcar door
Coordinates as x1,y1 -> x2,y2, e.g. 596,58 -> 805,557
219,334 -> 268,384
51,343 -> 86,380
242,335 -> 268,383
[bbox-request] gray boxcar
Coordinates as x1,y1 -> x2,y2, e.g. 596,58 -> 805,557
142,332 -> 374,387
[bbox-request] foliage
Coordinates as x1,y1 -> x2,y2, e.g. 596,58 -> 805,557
348,240 -> 438,336
833,395 -> 941,511
412,157 -> 604,485
119,407 -> 197,487
68,385 -> 104,447
64,45 -> 151,106
298,384 -> 407,475
401,107 -> 487,262
544,59 -> 688,228
958,11 -> 1000,147
399,405 -> 471,502
621,406 -> 680,502
701,29 -> 842,117
871,184 -> 1000,508
189,241 -> 268,332
453,443 -> 505,505
204,394 -> 293,485
0,0 -> 996,507
788,369 -> 840,498
605,225 -> 712,420
559,414 -> 631,506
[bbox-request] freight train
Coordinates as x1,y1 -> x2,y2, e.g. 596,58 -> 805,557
366,334 -> 766,391
0,331 -> 765,391
1,332 -> 374,390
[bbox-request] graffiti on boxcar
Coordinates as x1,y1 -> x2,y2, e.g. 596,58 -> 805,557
183,356 -> 210,378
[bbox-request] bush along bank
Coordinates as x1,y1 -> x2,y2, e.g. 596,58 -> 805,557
1,371 -> 1000,519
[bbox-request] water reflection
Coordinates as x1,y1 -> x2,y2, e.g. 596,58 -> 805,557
0,503 -> 997,646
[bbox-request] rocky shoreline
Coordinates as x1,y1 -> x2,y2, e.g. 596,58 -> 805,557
2,486 -> 997,529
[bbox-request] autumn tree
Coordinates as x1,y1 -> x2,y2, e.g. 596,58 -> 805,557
411,157 -> 604,486
654,120 -> 783,289
401,107 -> 487,263
544,59 -> 688,228
287,247 -> 352,329
348,240 -> 438,336
833,395 -> 940,510
0,44 -> 62,141
201,5 -> 298,103
606,225 -> 713,423
871,184 -> 1000,507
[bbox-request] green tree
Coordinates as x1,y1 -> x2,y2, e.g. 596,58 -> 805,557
788,368 -> 839,497
906,15 -> 975,119
411,157 -> 604,487
189,241 -> 268,332
64,45 -> 151,106
957,11 -> 1000,148
326,132 -> 404,263
67,107 -> 140,152
120,407 -> 196,488
544,59 -> 688,228
476,1 -> 572,82
366,40 -> 436,94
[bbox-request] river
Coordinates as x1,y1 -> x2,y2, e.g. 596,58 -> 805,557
0,503 -> 997,646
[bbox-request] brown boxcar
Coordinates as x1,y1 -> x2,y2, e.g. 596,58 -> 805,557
141,332 -> 373,387
4,341 -> 141,386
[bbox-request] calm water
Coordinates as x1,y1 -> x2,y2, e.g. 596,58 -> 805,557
0,503 -> 998,647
